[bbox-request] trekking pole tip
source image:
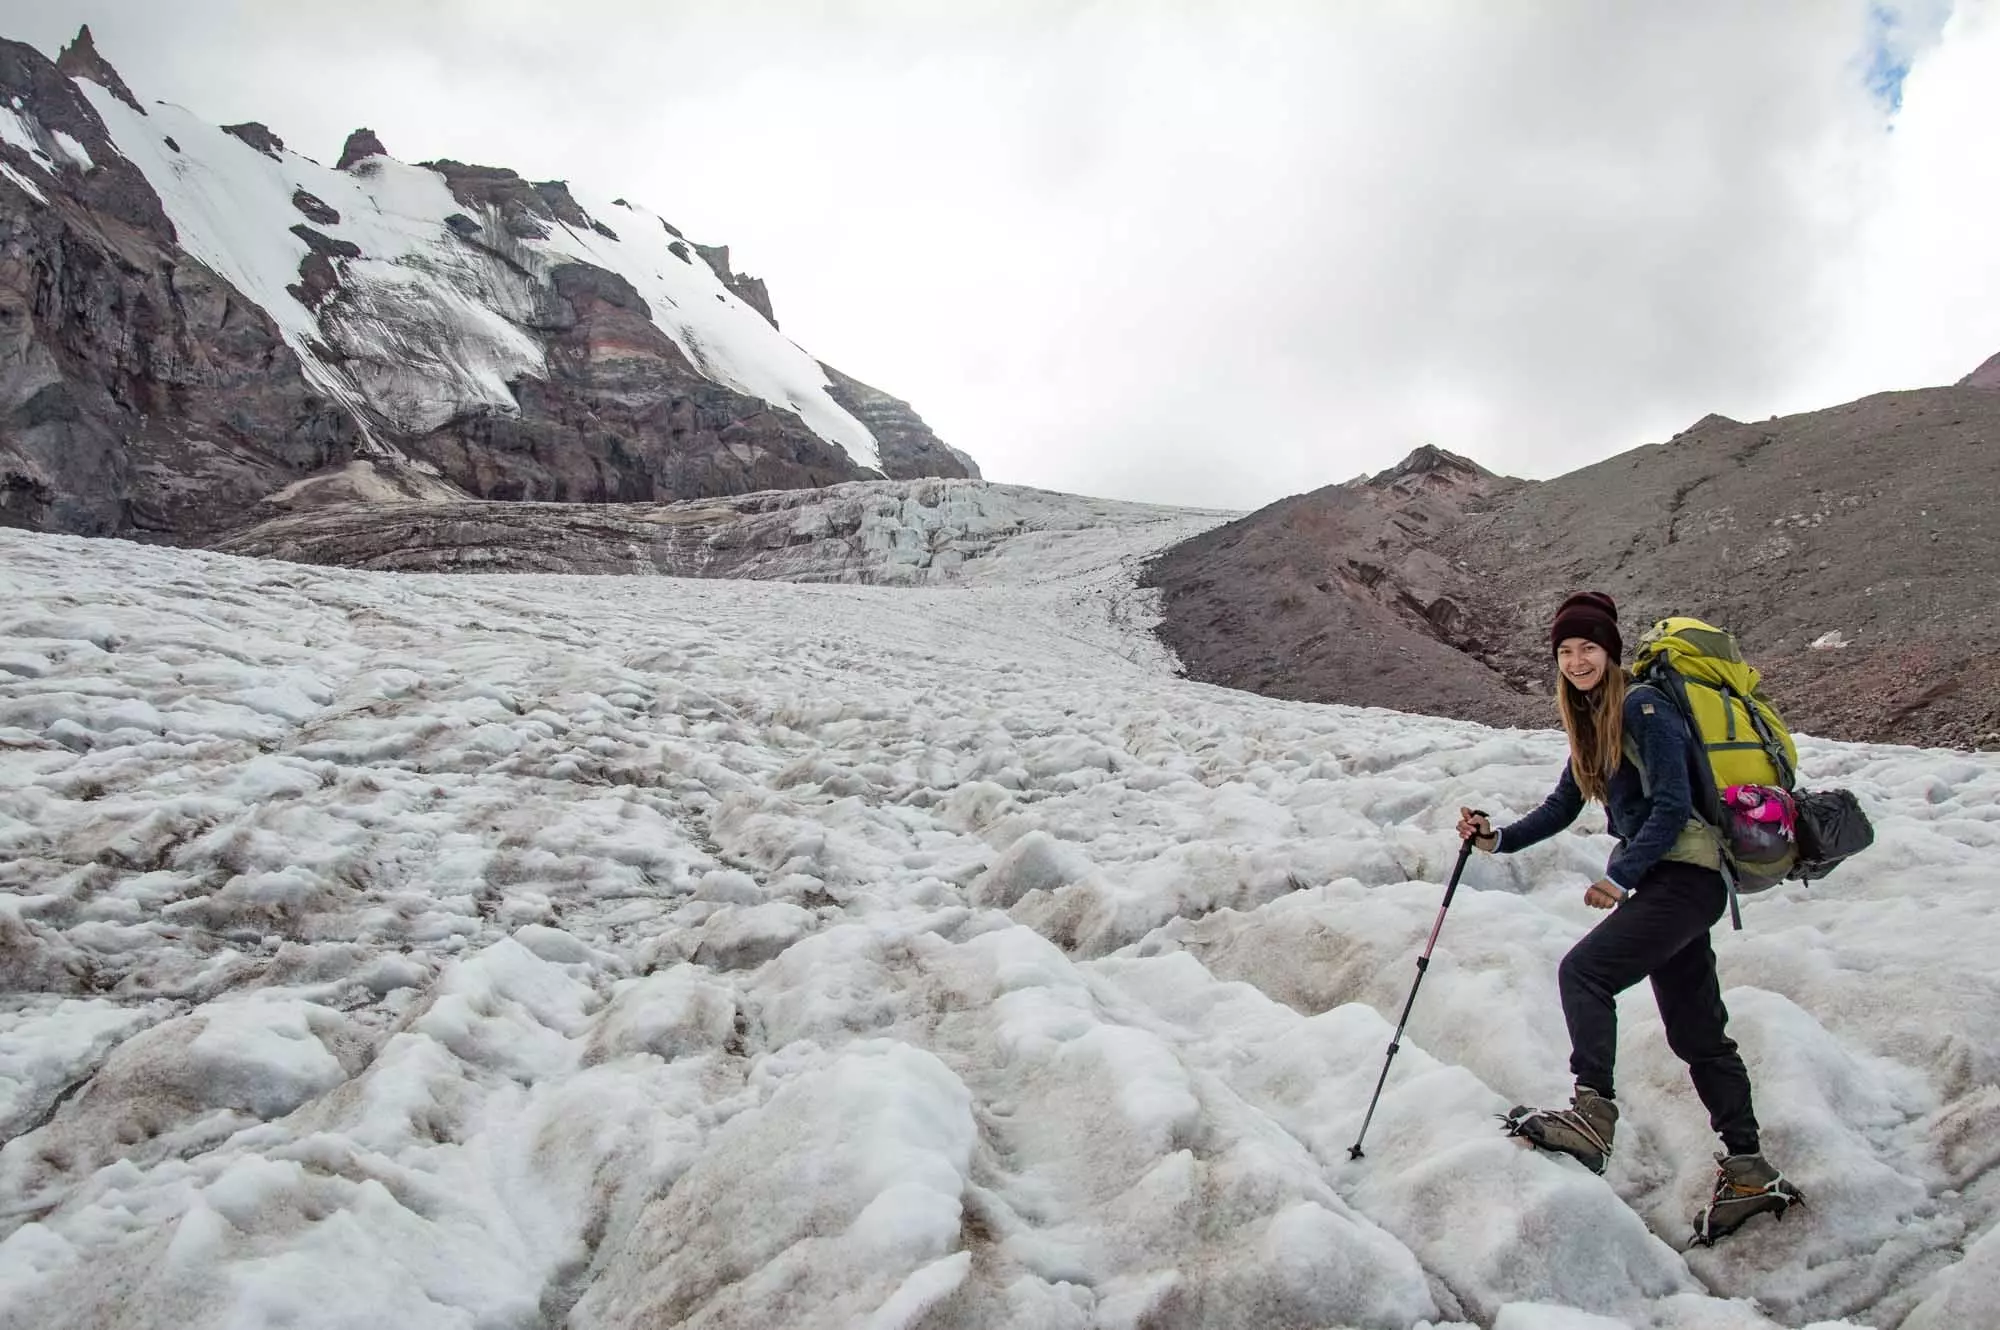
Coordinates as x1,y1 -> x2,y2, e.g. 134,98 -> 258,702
1347,1143 -> 1365,1160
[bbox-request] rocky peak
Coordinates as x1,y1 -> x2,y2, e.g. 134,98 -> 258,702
1672,412 -> 1744,440
1960,350 -> 2000,389
336,127 -> 388,171
1364,444 -> 1489,493
1386,443 -> 1482,478
0,33 -> 173,243
55,24 -> 142,113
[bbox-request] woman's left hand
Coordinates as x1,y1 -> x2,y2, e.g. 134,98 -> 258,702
1584,879 -> 1628,910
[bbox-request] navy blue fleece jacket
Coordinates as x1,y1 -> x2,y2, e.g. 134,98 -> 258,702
1494,683 -> 1701,891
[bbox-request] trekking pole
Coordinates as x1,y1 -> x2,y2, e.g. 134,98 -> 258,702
1348,813 -> 1484,1161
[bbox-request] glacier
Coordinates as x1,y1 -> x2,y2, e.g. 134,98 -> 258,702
0,491 -> 1996,1329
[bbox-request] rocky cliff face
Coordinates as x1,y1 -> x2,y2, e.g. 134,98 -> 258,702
0,32 -> 359,537
1147,381 -> 2000,749
0,27 -> 977,543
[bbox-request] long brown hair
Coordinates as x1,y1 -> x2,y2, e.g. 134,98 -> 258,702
1558,666 -> 1627,804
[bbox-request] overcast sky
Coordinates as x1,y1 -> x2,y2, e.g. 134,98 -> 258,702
5,1 -> 1996,508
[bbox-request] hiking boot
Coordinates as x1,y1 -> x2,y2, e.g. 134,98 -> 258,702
1500,1086 -> 1619,1175
1689,1152 -> 1805,1247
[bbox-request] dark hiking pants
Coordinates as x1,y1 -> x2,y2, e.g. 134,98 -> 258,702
1557,861 -> 1761,1155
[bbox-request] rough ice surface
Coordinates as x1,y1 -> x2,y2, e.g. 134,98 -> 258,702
0,503 -> 1995,1329
72,84 -> 881,468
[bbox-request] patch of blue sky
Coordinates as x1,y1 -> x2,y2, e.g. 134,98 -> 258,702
1861,0 -> 1954,116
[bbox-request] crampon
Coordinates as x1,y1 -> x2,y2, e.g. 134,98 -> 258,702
1687,1153 -> 1805,1248
1499,1090 -> 1617,1177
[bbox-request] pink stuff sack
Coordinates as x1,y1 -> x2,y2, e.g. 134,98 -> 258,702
1722,784 -> 1797,839
1719,784 -> 1800,891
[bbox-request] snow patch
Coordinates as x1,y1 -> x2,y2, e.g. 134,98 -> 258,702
188,996 -> 351,1118
0,105 -> 54,169
50,129 -> 93,171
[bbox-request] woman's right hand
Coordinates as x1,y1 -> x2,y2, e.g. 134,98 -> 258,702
1457,807 -> 1497,852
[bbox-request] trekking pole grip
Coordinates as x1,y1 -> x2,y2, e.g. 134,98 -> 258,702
1437,810 -> 1485,915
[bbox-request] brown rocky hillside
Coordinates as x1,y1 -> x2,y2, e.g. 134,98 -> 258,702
1145,381 -> 2000,749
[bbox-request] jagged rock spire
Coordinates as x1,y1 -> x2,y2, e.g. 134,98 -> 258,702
56,24 -> 143,113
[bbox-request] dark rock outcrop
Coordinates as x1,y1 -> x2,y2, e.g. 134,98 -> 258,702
1149,392 -> 2000,749
283,222 -> 361,311
288,224 -> 361,259
694,243 -> 777,327
424,160 -> 555,240
531,179 -> 592,230
290,189 -> 339,225
336,127 -> 388,171
222,121 -> 284,158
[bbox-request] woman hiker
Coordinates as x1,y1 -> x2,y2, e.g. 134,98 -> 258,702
1455,591 -> 1803,1245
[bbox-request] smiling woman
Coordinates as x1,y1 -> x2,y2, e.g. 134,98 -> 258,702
1458,591 -> 1804,1243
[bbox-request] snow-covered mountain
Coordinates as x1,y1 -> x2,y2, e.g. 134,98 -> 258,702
2,505 -> 1996,1329
0,26 -> 976,543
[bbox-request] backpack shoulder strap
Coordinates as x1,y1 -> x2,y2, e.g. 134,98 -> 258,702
1628,668 -> 1724,826
1621,681 -> 1672,796
1621,734 -> 1649,797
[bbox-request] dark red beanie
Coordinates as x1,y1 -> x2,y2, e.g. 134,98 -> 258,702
1550,591 -> 1622,662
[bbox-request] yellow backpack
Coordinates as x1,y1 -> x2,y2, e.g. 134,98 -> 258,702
1628,617 -> 1801,925
1632,617 -> 1798,792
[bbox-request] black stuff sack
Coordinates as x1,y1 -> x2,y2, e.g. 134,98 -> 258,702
1791,789 -> 1874,882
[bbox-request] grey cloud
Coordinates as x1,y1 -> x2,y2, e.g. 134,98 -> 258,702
3,0 -> 1988,509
